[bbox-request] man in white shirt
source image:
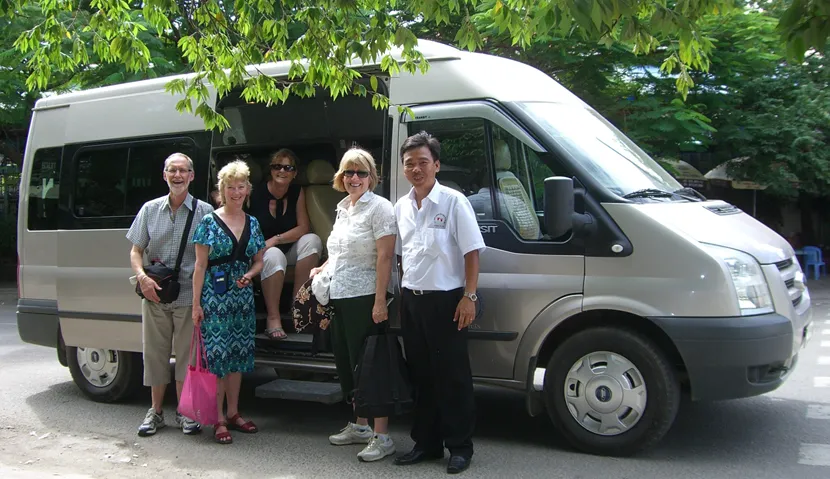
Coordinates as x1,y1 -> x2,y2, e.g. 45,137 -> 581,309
393,131 -> 485,474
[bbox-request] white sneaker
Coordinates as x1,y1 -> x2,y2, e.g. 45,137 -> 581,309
357,435 -> 396,462
329,422 -> 373,445
175,412 -> 202,435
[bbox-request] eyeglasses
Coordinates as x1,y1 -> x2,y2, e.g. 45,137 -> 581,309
165,168 -> 192,175
270,164 -> 296,172
343,170 -> 369,179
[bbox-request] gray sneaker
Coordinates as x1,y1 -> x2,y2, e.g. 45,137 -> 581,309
329,422 -> 373,445
358,435 -> 396,462
137,408 -> 165,437
175,412 -> 202,435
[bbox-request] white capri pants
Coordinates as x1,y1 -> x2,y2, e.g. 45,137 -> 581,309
262,233 -> 323,279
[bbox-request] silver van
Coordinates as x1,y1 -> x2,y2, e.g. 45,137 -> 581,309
16,40 -> 812,456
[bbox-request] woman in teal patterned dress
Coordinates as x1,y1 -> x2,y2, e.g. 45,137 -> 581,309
192,160 -> 266,445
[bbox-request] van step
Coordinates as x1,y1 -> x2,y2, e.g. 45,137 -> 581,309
254,379 -> 343,404
254,332 -> 314,353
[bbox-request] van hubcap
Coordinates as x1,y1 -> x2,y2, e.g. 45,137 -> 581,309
76,348 -> 119,388
563,351 -> 647,436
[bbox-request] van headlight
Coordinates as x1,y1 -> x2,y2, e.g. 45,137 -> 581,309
704,244 -> 773,315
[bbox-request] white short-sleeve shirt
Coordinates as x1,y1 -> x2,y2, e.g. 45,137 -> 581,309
395,181 -> 486,291
327,191 -> 397,300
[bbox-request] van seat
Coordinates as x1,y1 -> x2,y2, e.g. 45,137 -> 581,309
494,140 -> 541,240
304,159 -> 345,252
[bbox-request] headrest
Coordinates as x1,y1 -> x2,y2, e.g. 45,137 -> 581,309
306,159 -> 336,185
494,139 -> 512,171
246,160 -> 263,186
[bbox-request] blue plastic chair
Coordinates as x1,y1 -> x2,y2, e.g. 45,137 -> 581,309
803,245 -> 826,280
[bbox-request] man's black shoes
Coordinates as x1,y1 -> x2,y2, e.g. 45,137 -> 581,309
447,455 -> 471,474
393,448 -> 444,465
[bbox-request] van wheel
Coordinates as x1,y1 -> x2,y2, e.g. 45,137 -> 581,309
543,327 -> 679,456
67,347 -> 142,403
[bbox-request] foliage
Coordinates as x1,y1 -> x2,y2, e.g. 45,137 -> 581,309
1,0 -> 735,130
777,0 -> 830,61
0,2 -> 188,165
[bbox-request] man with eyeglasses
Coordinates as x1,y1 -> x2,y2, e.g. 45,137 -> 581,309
127,152 -> 214,437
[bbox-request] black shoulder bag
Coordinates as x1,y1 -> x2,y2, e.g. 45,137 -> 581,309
136,197 -> 198,304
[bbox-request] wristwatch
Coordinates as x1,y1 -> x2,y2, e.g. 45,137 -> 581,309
463,291 -> 478,302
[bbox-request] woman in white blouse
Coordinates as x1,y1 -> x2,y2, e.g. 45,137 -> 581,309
309,148 -> 398,462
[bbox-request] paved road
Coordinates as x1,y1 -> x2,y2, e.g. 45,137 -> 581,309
1,283 -> 829,478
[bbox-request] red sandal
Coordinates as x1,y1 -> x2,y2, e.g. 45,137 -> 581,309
227,414 -> 258,433
214,421 -> 232,444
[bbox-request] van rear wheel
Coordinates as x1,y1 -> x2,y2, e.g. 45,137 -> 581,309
543,327 -> 680,456
67,347 -> 142,403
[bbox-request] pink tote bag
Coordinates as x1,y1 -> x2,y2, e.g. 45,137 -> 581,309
178,328 -> 218,426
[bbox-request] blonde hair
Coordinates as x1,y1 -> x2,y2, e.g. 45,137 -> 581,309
217,160 -> 252,207
332,148 -> 379,193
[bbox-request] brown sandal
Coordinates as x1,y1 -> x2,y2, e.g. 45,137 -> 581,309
214,421 -> 232,444
227,414 -> 258,433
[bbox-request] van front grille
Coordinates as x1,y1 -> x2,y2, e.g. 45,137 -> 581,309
793,295 -> 803,307
785,278 -> 795,289
776,258 -> 794,271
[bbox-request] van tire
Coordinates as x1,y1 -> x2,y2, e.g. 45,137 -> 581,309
67,347 -> 143,403
543,327 -> 680,456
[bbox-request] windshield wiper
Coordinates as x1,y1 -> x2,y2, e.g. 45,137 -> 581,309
622,188 -> 675,199
673,187 -> 706,202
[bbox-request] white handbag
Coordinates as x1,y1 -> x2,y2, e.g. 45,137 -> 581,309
311,264 -> 333,305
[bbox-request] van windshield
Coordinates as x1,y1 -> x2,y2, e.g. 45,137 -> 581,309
514,102 -> 682,198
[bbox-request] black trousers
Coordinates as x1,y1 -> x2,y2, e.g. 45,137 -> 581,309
401,287 -> 475,458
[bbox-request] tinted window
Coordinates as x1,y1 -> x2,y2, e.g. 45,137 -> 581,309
27,147 -> 62,230
74,148 -> 129,217
409,118 -> 495,220
126,141 -> 194,214
73,139 -> 197,218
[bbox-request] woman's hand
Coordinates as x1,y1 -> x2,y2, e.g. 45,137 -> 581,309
236,274 -> 252,289
309,266 -> 322,279
192,304 -> 204,326
372,300 -> 388,324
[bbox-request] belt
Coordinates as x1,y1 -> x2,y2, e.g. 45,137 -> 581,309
404,287 -> 462,296
409,289 -> 440,296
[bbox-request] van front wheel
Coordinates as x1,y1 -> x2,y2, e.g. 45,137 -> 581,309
543,327 -> 680,456
67,347 -> 142,403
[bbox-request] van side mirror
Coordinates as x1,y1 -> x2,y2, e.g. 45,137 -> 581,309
544,177 -> 576,238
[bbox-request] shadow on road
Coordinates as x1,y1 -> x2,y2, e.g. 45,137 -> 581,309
21,366 -> 824,465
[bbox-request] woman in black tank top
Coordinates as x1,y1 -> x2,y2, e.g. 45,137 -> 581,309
249,149 -> 322,340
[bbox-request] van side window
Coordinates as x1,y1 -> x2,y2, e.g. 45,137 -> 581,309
408,118 -> 496,220
490,125 -> 562,240
72,139 -> 197,218
493,133 -> 551,213
27,147 -> 62,230
74,148 -> 129,217
126,142 -> 197,214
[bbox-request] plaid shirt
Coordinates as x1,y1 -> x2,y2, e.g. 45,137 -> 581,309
126,193 -> 214,307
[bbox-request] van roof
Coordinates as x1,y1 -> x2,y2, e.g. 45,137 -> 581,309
33,39 -> 464,109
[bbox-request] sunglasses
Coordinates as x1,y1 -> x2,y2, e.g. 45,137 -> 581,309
343,170 -> 369,179
270,164 -> 296,172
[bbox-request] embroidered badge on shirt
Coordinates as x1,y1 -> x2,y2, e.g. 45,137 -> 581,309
431,213 -> 447,229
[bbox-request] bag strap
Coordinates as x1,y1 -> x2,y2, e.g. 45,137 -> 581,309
189,326 -> 207,371
173,197 -> 198,279
208,214 -> 252,268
